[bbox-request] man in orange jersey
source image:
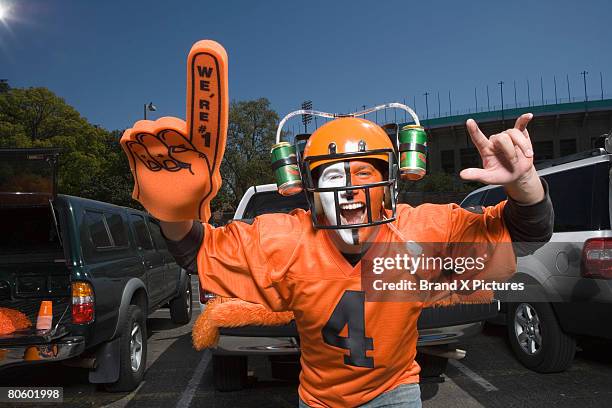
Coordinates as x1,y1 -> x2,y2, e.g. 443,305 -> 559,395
121,41 -> 552,408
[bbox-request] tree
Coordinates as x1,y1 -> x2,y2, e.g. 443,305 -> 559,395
0,86 -> 133,205
79,129 -> 142,209
0,87 -> 284,212
212,98 -> 279,210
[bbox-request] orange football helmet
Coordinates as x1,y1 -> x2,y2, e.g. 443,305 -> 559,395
300,117 -> 399,229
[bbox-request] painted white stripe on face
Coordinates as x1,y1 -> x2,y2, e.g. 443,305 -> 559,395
318,162 -> 356,246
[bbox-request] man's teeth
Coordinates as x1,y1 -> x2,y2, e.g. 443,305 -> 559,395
340,202 -> 365,210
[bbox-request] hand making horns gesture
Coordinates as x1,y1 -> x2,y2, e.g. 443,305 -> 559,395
120,40 -> 228,222
460,113 -> 536,186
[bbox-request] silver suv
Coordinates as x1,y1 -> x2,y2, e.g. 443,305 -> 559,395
460,138 -> 612,373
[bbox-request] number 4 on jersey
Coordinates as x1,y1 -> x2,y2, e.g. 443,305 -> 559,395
322,290 -> 374,368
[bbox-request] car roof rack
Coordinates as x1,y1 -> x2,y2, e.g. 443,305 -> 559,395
535,148 -> 607,170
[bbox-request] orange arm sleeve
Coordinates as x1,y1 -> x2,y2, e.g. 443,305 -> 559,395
424,201 -> 517,307
196,219 -> 290,312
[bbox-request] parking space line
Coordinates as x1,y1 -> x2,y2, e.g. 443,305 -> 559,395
448,359 -> 499,392
175,350 -> 212,408
102,380 -> 146,408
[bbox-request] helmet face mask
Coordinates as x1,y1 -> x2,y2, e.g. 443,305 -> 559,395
273,104 -> 425,244
312,159 -> 393,246
298,117 -> 399,236
302,152 -> 398,230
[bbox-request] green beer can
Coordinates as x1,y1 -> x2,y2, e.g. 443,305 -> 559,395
398,125 -> 427,181
270,142 -> 303,196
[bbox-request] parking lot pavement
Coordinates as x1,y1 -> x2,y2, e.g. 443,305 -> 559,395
2,277 -> 612,408
425,324 -> 612,408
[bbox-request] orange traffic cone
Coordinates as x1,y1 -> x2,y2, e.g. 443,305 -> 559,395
36,301 -> 53,331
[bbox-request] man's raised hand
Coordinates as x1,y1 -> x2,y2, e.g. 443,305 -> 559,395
460,113 -> 535,186
120,40 -> 228,222
460,113 -> 545,204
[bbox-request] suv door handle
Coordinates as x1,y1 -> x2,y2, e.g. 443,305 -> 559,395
143,260 -> 153,269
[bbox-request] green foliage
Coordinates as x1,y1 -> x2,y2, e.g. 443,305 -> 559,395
0,87 -> 282,212
212,98 -> 279,210
0,87 -> 136,207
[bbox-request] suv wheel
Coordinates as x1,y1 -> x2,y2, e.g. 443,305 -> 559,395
170,277 -> 192,325
104,305 -> 147,392
507,302 -> 575,373
213,355 -> 248,391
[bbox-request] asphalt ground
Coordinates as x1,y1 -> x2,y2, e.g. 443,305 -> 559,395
2,276 -> 612,408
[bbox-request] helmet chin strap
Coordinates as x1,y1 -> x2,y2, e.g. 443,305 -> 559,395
345,161 -> 358,247
352,229 -> 359,245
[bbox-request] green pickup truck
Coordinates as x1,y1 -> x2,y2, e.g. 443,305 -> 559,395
0,148 -> 192,391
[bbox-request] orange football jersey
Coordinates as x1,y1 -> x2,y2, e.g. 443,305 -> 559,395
196,202 -> 515,407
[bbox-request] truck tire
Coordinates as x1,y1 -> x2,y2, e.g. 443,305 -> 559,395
416,348 -> 448,378
170,277 -> 192,325
104,305 -> 147,392
213,355 -> 247,391
269,355 -> 301,381
507,302 -> 575,373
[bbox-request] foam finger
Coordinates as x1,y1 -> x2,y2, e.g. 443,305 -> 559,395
156,116 -> 187,131
158,128 -> 197,151
185,40 -> 228,174
136,133 -> 173,162
126,141 -> 163,171
168,146 -> 212,174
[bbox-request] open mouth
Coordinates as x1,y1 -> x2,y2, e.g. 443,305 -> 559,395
339,201 -> 366,225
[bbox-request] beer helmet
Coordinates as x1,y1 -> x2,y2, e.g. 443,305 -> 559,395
271,103 -> 427,243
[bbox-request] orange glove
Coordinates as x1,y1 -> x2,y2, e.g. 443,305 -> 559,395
120,40 -> 228,222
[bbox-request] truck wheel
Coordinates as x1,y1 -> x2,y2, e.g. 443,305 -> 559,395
416,348 -> 448,378
507,302 -> 575,373
213,355 -> 247,391
170,277 -> 192,325
104,305 -> 147,392
269,355 -> 301,381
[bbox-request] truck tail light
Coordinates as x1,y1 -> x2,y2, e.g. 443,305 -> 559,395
581,238 -> 612,279
72,281 -> 95,324
199,284 -> 217,305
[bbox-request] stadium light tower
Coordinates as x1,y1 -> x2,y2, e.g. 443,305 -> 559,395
301,100 -> 312,133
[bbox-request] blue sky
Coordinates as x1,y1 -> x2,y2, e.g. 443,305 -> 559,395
1,0 -> 611,131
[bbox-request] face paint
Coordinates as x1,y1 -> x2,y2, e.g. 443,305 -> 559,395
317,160 -> 385,247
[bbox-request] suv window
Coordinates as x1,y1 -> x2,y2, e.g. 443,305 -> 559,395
460,190 -> 485,208
148,219 -> 168,250
543,165 -> 595,232
82,210 -> 133,262
85,210 -> 112,248
593,161 -> 611,230
243,190 -> 309,218
106,213 -> 128,247
482,187 -> 507,207
130,214 -> 154,250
